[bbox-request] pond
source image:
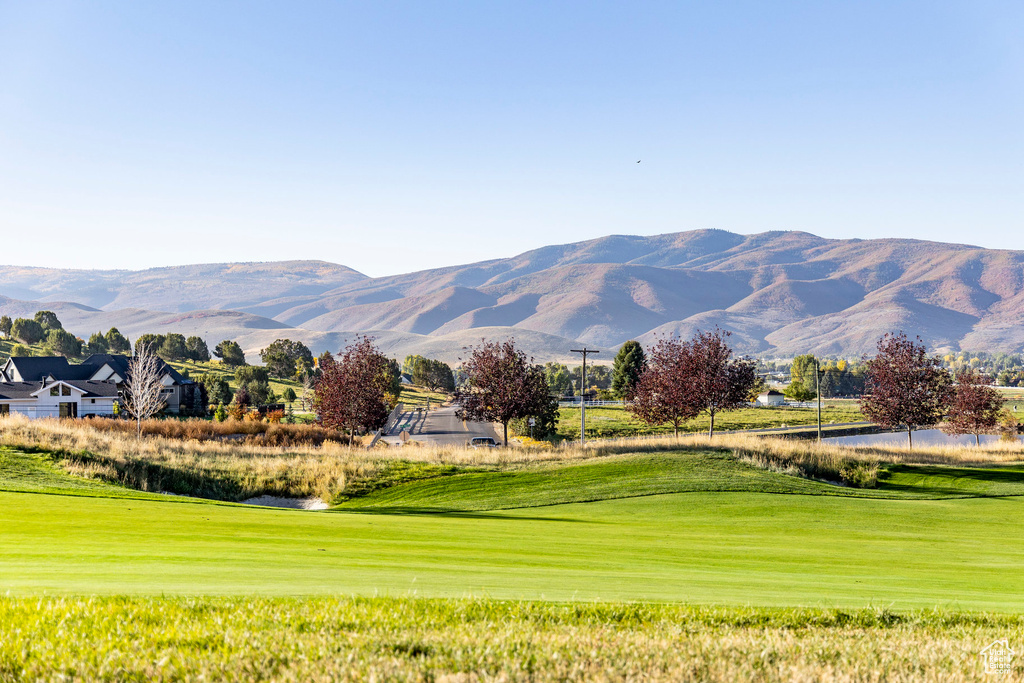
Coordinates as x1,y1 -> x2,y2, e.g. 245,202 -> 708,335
824,429 -> 1019,447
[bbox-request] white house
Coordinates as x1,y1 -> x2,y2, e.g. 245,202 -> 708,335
0,353 -> 196,418
756,389 -> 786,406
0,379 -> 119,418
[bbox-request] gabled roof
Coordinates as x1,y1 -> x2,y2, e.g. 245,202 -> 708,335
0,379 -> 120,400
2,357 -> 91,382
79,354 -> 190,385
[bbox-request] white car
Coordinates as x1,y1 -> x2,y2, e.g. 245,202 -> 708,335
469,437 -> 499,448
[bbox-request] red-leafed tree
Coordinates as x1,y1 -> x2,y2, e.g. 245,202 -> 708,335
457,339 -> 553,446
861,332 -> 953,448
628,329 -> 755,438
685,329 -> 756,438
627,337 -> 698,437
943,368 -> 1002,446
313,336 -> 394,445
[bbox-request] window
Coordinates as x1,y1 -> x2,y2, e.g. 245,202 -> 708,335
62,386 -> 71,397
0,405 -> 9,416
49,387 -> 59,397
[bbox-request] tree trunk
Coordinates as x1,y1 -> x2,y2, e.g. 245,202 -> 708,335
503,421 -> 508,447
673,420 -> 679,438
976,433 -> 980,447
907,426 -> 913,449
708,412 -> 715,438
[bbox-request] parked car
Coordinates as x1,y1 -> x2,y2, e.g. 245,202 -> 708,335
469,436 -> 499,449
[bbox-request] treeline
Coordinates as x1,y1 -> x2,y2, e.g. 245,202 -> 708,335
0,312 -> 133,360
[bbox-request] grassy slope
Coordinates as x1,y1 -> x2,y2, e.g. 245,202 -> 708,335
337,451 -> 1024,511
0,447 -> 167,500
2,449 -> 1024,609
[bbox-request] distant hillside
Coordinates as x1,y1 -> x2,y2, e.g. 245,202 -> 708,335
0,261 -> 366,312
3,230 -> 1024,359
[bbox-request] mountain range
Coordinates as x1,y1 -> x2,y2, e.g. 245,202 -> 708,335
3,229 -> 1023,363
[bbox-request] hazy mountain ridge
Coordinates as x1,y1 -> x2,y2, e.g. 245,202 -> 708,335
2,230 -> 1023,360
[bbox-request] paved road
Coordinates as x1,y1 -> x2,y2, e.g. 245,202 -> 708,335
381,405 -> 500,447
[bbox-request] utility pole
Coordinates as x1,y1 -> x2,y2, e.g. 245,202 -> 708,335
570,347 -> 598,445
815,358 -> 822,442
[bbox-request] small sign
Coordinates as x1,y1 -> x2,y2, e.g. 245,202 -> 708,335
399,430 -> 410,443
528,418 -> 536,426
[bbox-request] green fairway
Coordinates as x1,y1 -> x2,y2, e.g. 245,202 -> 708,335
3,457 -> 1024,610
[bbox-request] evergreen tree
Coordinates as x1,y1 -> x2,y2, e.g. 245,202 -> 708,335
611,341 -> 646,399
185,336 -> 211,362
10,318 -> 44,345
86,332 -> 110,355
44,329 -> 83,358
33,310 -> 62,332
105,328 -> 131,354
214,339 -> 246,366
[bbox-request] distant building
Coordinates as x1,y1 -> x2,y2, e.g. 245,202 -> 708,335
756,389 -> 786,406
0,354 -> 196,419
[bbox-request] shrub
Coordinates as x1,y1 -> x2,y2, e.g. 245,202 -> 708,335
838,462 -> 879,488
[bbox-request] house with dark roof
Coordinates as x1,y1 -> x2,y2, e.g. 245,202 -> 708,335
0,354 -> 196,418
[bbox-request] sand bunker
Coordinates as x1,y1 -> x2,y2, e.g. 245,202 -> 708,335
242,495 -> 329,510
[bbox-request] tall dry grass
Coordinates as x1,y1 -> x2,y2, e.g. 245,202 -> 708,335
80,415 -> 350,446
2,415 -> 1022,502
0,415 -> 370,501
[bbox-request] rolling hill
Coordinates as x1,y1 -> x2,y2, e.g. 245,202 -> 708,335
3,229 -> 1024,360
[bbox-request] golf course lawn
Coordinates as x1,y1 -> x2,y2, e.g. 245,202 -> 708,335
4,444 -> 1024,679
2,467 -> 1023,609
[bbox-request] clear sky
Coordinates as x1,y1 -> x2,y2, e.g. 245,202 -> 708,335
1,1 -> 1021,276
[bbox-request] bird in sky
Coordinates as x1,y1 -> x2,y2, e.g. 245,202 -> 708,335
637,160 -> 641,163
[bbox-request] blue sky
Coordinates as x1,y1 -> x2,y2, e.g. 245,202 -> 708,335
1,1 -> 1021,276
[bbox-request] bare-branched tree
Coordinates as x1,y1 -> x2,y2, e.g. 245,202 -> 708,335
122,343 -> 167,438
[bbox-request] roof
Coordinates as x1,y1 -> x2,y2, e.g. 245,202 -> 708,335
3,357 -> 90,382
68,381 -> 121,398
0,382 -> 43,399
79,354 -> 189,384
0,380 -> 120,400
1,354 -> 190,387
759,390 -> 785,397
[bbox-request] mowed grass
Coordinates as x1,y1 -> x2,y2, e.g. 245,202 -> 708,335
336,450 -> 1024,511
4,442 -> 1024,679
3,449 -> 1024,610
3,597 -> 1021,682
559,402 -> 865,439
